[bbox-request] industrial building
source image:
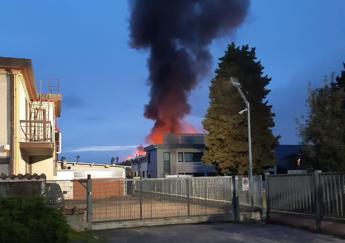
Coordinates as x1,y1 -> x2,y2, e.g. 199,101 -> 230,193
127,134 -> 216,178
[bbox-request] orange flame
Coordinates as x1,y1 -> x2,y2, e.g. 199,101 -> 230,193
146,120 -> 197,144
125,145 -> 146,160
125,121 -> 198,161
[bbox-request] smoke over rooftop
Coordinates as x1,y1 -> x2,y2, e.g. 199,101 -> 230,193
129,0 -> 250,144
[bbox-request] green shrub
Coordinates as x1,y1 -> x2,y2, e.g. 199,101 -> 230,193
0,197 -> 70,243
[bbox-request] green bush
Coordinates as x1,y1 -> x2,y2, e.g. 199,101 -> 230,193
0,197 -> 70,243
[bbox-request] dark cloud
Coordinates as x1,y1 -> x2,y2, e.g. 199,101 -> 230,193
129,0 -> 250,143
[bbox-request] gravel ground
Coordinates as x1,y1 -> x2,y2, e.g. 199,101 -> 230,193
95,222 -> 344,243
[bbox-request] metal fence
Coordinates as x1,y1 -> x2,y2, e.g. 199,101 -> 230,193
136,176 -> 262,207
91,176 -> 263,223
0,175 -> 263,229
267,172 -> 345,222
320,173 -> 345,219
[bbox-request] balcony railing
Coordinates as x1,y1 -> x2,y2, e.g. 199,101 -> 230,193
20,120 -> 52,143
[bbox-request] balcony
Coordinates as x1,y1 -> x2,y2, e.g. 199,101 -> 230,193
19,120 -> 54,156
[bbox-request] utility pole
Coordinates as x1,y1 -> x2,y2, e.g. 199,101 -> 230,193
231,77 -> 254,208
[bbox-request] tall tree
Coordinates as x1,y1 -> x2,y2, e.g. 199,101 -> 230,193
203,43 -> 278,175
299,65 -> 345,172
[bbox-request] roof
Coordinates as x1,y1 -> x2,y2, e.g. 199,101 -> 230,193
0,57 -> 37,99
0,173 -> 46,181
145,143 -> 205,152
0,57 -> 63,117
125,155 -> 147,164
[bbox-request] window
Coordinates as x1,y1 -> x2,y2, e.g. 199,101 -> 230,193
193,152 -> 203,162
163,152 -> 170,161
143,171 -> 145,178
178,152 -> 184,162
184,152 -> 194,162
163,152 -> 170,175
184,152 -> 203,162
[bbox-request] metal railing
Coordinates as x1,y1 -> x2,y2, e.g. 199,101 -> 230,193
134,176 -> 263,207
267,172 -> 345,221
136,177 -> 233,203
89,176 -> 263,223
320,173 -> 345,219
20,120 -> 52,142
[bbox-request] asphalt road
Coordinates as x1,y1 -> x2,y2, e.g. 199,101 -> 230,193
95,223 -> 344,243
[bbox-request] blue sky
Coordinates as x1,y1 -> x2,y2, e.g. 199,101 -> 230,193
1,0 -> 344,163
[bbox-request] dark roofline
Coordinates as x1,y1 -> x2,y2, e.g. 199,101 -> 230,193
144,144 -> 205,152
123,155 -> 146,164
277,144 -> 302,147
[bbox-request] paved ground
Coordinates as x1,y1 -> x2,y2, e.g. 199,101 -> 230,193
95,223 -> 344,243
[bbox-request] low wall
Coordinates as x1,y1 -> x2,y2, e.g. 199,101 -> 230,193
269,212 -> 345,238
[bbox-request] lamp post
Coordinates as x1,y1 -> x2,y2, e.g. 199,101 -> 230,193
231,77 -> 254,207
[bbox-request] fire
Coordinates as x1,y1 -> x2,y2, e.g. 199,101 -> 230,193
125,121 -> 197,161
125,145 -> 146,160
146,120 -> 197,144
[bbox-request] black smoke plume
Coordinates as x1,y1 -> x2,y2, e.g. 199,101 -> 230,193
129,0 -> 250,143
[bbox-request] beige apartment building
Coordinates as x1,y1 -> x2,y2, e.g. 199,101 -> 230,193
0,57 -> 61,179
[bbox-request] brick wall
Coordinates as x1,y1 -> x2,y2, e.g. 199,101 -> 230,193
73,179 -> 124,200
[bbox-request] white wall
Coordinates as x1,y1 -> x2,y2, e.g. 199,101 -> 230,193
31,156 -> 55,179
0,72 -> 11,163
131,162 -> 148,177
56,167 -> 125,180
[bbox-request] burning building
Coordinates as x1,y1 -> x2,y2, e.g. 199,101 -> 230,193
126,1 -> 250,174
127,134 -> 216,178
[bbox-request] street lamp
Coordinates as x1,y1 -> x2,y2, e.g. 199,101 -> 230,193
231,77 -> 254,207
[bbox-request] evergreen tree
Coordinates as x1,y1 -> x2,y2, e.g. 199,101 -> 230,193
203,43 -> 278,175
299,65 -> 345,172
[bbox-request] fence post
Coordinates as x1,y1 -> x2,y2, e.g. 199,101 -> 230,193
232,176 -> 240,223
186,178 -> 190,216
86,174 -> 92,230
264,173 -> 270,222
139,177 -> 143,220
313,171 -> 322,232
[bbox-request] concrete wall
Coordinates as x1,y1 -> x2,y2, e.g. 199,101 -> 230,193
0,72 -> 11,174
131,162 -> 148,178
57,168 -> 125,180
0,164 -> 9,175
56,162 -> 126,180
58,162 -> 122,171
31,156 -> 54,179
